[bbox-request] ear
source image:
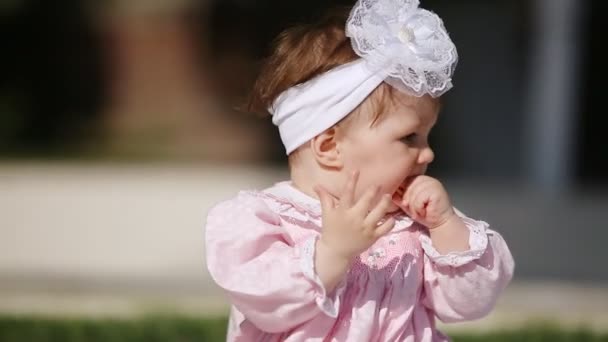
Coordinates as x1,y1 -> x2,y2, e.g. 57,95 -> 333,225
309,127 -> 343,169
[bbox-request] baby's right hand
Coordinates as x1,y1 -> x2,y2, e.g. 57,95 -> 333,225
314,171 -> 395,261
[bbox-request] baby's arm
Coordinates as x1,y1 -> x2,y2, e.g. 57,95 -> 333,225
205,194 -> 344,334
396,175 -> 471,254
395,176 -> 514,321
314,240 -> 352,292
419,212 -> 515,322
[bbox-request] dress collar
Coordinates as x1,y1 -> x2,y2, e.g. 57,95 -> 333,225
262,181 -> 415,231
264,181 -> 322,217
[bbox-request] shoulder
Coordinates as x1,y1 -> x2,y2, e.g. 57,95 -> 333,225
204,185 -> 298,252
206,188 -> 281,225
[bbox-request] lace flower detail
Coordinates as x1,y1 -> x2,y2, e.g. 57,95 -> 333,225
346,0 -> 458,97
419,216 -> 489,267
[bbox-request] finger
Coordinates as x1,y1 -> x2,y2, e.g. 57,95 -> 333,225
399,197 -> 418,220
412,190 -> 429,218
415,181 -> 442,215
402,178 -> 429,209
402,186 -> 415,211
314,185 -> 335,213
353,185 -> 379,214
393,186 -> 405,205
392,192 -> 402,206
365,193 -> 393,225
400,175 -> 420,194
402,179 -> 416,204
340,170 -> 359,207
402,176 -> 435,200
374,217 -> 396,238
417,200 -> 428,218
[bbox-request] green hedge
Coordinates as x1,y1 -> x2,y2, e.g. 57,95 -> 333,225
0,315 -> 606,341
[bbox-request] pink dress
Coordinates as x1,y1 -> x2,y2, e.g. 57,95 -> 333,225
205,181 -> 514,341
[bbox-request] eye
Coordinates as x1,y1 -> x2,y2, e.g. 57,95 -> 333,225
400,133 -> 418,144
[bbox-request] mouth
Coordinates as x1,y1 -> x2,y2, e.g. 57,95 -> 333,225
388,174 -> 424,214
395,185 -> 405,199
394,174 -> 423,197
390,186 -> 406,211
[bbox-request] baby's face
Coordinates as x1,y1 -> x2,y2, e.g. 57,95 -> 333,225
338,93 -> 439,212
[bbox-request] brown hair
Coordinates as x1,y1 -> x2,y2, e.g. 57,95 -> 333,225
245,7 -> 400,159
246,8 -> 359,114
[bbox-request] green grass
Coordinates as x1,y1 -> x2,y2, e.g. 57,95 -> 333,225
451,325 -> 608,342
0,315 -> 606,341
0,315 -> 228,342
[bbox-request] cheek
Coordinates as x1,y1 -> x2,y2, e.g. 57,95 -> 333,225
342,140 -> 378,169
343,138 -> 415,190
366,148 -> 416,193
384,148 -> 417,187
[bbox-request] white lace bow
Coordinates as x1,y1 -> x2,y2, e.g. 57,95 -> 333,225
346,0 -> 458,97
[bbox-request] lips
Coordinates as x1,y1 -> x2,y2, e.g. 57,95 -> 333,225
396,174 -> 423,197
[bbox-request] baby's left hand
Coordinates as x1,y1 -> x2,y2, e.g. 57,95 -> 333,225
393,175 -> 455,229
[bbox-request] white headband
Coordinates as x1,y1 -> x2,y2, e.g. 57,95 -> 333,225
269,0 -> 458,155
270,60 -> 384,155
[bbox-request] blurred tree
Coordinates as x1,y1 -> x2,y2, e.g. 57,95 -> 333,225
200,0 -> 366,163
0,0 -> 106,156
203,0 -> 353,101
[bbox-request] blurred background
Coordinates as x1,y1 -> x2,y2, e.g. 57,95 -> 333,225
1,0 -> 607,337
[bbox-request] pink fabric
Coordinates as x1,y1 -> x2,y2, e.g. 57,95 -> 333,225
205,182 -> 514,341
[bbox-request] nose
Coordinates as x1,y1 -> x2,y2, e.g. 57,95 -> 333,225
418,146 -> 434,165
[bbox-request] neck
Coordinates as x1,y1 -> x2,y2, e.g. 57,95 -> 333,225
290,165 -> 321,200
289,156 -> 342,201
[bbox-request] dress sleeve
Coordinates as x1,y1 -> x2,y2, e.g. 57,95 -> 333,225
205,193 -> 345,333
419,209 -> 515,323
